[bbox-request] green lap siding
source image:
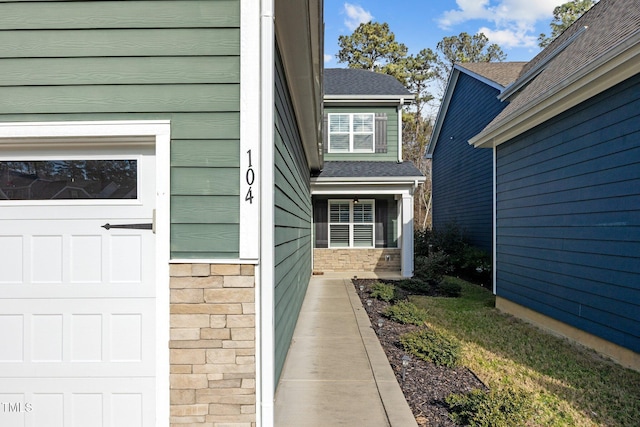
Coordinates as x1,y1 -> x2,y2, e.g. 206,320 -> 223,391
0,0 -> 241,259
273,46 -> 313,384
0,1 -> 239,29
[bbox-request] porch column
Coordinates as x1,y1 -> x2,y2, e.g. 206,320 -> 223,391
401,193 -> 414,277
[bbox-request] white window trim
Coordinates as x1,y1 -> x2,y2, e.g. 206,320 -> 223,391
328,199 -> 375,248
328,113 -> 375,153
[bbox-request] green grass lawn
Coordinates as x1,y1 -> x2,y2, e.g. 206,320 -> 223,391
409,277 -> 640,426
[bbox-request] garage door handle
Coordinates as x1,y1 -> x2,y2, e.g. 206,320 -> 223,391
102,223 -> 153,230
102,210 -> 156,233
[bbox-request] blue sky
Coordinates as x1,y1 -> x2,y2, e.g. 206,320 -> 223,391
324,0 -> 569,67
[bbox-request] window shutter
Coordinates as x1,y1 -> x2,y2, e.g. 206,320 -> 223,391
375,113 -> 387,153
375,199 -> 387,248
314,199 -> 328,248
323,114 -> 328,153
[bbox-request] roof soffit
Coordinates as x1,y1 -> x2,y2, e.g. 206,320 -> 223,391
274,0 -> 324,171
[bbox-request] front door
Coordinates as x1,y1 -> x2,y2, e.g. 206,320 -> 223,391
0,145 -> 157,427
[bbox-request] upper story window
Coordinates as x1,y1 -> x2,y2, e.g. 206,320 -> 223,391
328,113 -> 375,153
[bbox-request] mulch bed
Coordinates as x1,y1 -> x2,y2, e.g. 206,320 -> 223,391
353,278 -> 487,427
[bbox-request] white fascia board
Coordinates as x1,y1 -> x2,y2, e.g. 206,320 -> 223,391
324,95 -> 414,106
471,34 -> 640,149
311,176 -> 426,185
312,186 -> 414,196
311,182 -> 420,196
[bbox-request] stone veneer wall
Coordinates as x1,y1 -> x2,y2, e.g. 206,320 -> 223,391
169,263 -> 256,427
313,248 -> 401,272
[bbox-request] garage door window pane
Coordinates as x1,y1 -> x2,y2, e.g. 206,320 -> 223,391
0,160 -> 137,200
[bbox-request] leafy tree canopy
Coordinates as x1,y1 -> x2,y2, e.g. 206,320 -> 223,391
336,21 -> 408,73
398,48 -> 438,115
538,0 -> 597,48
435,32 -> 506,80
334,24 -> 506,229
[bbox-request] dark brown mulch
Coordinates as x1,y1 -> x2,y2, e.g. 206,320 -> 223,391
353,279 -> 487,427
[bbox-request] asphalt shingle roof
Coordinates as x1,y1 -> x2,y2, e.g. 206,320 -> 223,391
314,161 -> 424,178
482,0 -> 640,134
324,68 -> 412,96
457,62 -> 526,87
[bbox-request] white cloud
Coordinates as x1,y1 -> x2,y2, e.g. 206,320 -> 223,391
438,0 -> 493,28
478,26 -> 537,49
324,54 -> 334,64
438,0 -> 564,48
343,3 -> 373,31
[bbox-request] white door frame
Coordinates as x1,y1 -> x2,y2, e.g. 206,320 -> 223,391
0,120 -> 171,426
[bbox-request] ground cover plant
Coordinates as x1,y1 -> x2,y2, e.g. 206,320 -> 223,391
400,328 -> 462,368
383,301 -> 428,326
445,387 -> 534,427
355,276 -> 640,426
370,281 -> 397,302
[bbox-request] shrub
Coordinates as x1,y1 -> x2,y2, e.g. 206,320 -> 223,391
445,387 -> 533,427
414,228 -> 432,257
414,252 -> 450,284
400,328 -> 461,368
430,222 -> 466,261
370,282 -> 396,302
460,245 -> 491,273
438,280 -> 462,297
384,301 -> 428,325
423,222 -> 493,285
459,245 -> 492,286
396,278 -> 435,295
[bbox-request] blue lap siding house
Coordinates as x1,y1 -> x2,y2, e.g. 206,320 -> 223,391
427,62 -> 525,253
470,0 -> 640,370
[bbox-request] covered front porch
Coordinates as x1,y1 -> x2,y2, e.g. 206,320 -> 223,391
310,161 -> 425,278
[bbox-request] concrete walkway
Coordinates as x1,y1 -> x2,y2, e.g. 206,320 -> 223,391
274,272 -> 417,427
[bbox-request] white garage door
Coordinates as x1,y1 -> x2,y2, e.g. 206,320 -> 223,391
0,146 -> 157,427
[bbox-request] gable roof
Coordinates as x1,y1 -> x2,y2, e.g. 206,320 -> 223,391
324,68 -> 414,105
427,62 -> 525,156
457,62 -> 527,88
471,0 -> 640,148
312,161 -> 424,181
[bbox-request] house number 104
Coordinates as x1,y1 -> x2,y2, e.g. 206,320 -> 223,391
245,149 -> 255,204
